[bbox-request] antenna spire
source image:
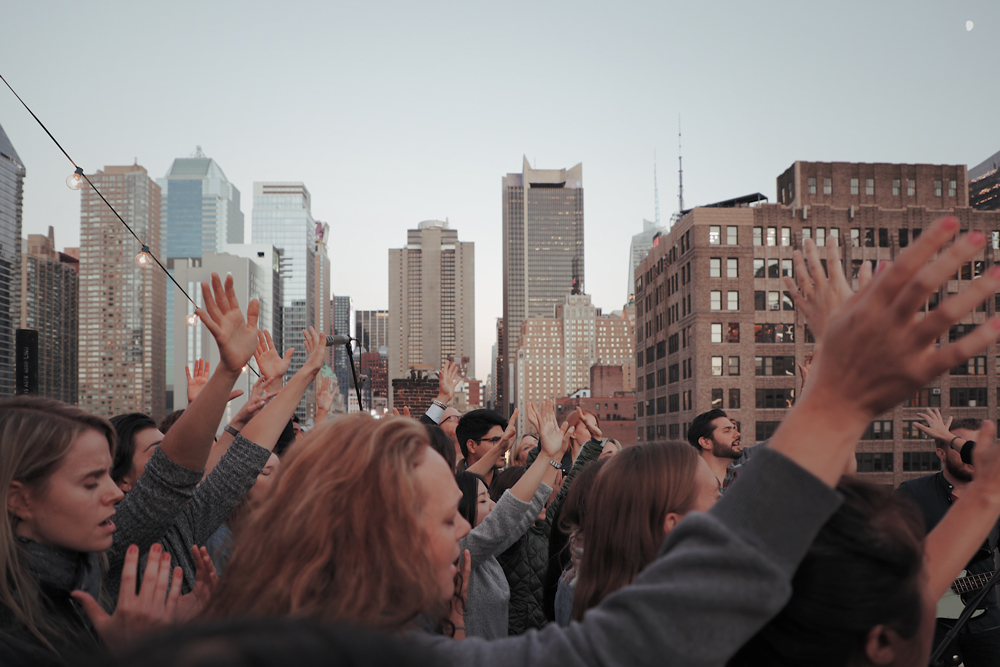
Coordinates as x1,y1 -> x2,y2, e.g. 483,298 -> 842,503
677,116 -> 684,214
654,149 -> 660,225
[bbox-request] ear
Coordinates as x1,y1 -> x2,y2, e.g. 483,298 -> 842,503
465,439 -> 478,458
663,512 -> 683,535
697,436 -> 712,452
935,448 -> 946,463
863,624 -> 898,665
7,481 -> 32,522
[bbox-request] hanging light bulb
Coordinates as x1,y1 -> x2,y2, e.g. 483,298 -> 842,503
241,365 -> 248,374
185,312 -> 199,327
66,167 -> 85,190
134,244 -> 153,269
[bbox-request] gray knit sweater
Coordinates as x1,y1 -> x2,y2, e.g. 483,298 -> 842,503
105,435 -> 271,607
461,484 -> 551,639
418,447 -> 842,667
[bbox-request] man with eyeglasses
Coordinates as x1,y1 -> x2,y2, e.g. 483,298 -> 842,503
455,409 -> 510,486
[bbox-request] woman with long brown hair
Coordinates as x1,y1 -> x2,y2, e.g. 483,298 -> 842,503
571,441 -> 721,620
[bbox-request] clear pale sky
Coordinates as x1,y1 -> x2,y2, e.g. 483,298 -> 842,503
2,0 -> 997,381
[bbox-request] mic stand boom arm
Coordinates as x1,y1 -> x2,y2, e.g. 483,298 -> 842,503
344,340 -> 364,413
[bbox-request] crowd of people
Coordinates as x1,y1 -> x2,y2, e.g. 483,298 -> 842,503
4,217 -> 1000,666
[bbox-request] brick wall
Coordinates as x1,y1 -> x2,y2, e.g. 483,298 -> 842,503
392,377 -> 440,415
590,365 -> 624,397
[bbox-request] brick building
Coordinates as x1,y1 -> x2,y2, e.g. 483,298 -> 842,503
555,365 -> 636,446
391,370 -> 440,416
634,160 -> 1000,487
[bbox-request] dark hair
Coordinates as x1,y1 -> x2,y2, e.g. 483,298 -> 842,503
455,471 -> 485,527
687,409 -> 729,450
158,410 -> 184,434
573,442 -> 700,620
455,409 -> 507,459
558,458 -> 608,535
91,617 -> 435,667
729,479 -> 925,667
110,413 -> 158,484
488,465 -> 526,503
424,424 -> 456,472
274,419 -> 296,457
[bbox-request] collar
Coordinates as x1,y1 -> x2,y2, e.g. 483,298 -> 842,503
18,538 -> 101,599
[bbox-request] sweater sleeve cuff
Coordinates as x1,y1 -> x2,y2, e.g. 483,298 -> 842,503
226,433 -> 274,469
708,447 -> 842,574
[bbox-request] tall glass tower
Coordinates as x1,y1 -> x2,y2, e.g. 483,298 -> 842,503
0,122 -> 24,397
252,182 -> 319,417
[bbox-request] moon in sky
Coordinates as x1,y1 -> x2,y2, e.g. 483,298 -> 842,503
966,20 -> 974,31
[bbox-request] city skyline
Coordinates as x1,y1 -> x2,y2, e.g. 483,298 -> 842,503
2,1 -> 998,381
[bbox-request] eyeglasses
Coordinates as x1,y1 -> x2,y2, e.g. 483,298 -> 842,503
476,436 -> 504,444
442,415 -> 460,423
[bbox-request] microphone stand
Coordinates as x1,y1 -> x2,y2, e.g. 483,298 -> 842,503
343,339 -> 364,413
930,567 -> 1000,666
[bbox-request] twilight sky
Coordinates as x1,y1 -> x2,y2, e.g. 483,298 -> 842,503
2,0 -> 997,381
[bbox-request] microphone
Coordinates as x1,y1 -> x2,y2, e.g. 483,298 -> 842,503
326,334 -> 352,346
961,440 -> 975,465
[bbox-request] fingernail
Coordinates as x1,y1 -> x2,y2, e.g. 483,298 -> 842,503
969,230 -> 985,245
942,217 -> 959,230
128,544 -> 138,555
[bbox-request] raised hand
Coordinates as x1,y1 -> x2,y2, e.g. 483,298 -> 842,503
186,359 -> 209,402
316,375 -> 336,419
913,408 -> 955,443
174,545 -> 219,624
575,407 -> 603,441
532,400 -> 569,459
198,273 -> 260,374
782,238 -> 873,342
435,359 -> 462,405
254,329 -> 293,382
72,544 -> 182,650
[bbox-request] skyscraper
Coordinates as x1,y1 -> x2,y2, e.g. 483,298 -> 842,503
388,220 -> 475,385
252,182 -> 319,417
0,122 -> 23,396
333,295 -> 354,411
970,149 -> 1000,211
628,219 -> 667,299
78,165 -> 165,419
501,157 -> 584,416
355,310 -> 389,352
19,227 -> 78,403
158,149 -> 243,409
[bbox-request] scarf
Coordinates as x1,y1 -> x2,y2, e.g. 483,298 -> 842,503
18,539 -> 102,602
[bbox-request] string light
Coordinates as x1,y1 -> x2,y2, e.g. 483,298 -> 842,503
66,167 -> 84,190
186,312 -> 199,326
0,72 -> 267,377
134,245 -> 153,269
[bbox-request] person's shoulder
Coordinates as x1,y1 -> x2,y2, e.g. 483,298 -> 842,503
896,473 -> 939,495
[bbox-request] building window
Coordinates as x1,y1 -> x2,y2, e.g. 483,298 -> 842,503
782,291 -> 795,311
657,396 -> 667,414
851,228 -> 861,247
767,259 -> 779,278
850,178 -> 859,195
657,368 -> 667,386
668,363 -> 679,383
892,179 -> 901,196
951,387 -> 987,407
864,229 -> 875,248
709,258 -> 721,278
710,291 -> 722,311
711,388 -> 723,410
728,388 -> 741,410
754,291 -> 765,311
727,226 -> 738,245
728,323 -> 740,343
816,227 -> 826,247
878,228 -> 889,248
766,227 -> 777,247
823,178 -> 832,195
711,356 -> 723,376
934,180 -> 942,197
951,356 -> 987,375
862,420 -> 894,440
669,393 -> 679,413
781,227 -> 791,247
949,180 -> 957,197
907,179 -> 915,196
756,421 -> 780,441
899,229 -> 909,248
711,323 -> 723,343
802,227 -> 812,242
902,452 -> 940,472
726,258 -> 738,278
902,388 -> 941,407
728,355 -> 740,375
781,259 -> 793,277
866,178 -> 874,196
856,452 -> 895,473
808,177 -> 816,194
727,291 -> 739,311
767,291 -> 780,311
902,420 -> 932,440
753,259 -> 764,278
753,227 -> 763,246
754,324 -> 795,344
756,388 -> 795,409
709,225 -> 721,245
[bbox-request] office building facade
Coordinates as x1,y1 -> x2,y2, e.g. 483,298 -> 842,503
356,309 -> 389,353
19,227 -> 78,403
333,295 -> 354,412
501,157 -> 584,416
78,165 -> 165,419
970,149 -> 1000,211
0,122 -> 23,396
388,220 -> 475,386
628,219 -> 668,300
635,160 -> 999,487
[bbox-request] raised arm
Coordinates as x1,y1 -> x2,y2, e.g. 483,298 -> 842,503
239,327 -> 327,450
160,273 -> 259,472
511,401 -> 568,503
467,409 -> 519,477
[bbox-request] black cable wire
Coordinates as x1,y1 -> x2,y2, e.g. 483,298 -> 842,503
1,71 -> 261,378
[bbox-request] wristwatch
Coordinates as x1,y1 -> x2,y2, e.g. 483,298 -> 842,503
548,459 -> 562,471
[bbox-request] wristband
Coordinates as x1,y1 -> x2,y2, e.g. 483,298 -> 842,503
432,399 -> 447,409
224,424 -> 240,437
949,436 -> 961,447
549,459 -> 562,470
